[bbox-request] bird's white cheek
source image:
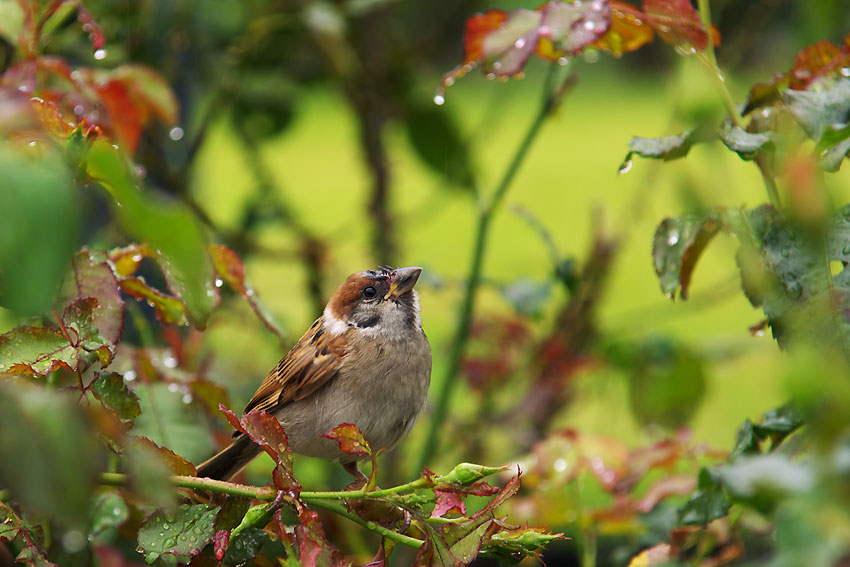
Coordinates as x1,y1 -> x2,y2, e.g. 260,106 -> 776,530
322,306 -> 350,336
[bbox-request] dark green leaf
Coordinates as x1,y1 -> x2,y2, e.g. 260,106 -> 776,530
85,140 -> 218,329
137,504 -> 219,563
90,372 -> 141,420
652,212 -> 721,300
628,339 -> 706,428
816,123 -> 850,172
755,403 -> 805,437
222,527 -> 267,566
729,419 -> 760,459
719,125 -> 773,160
0,149 -> 77,315
0,384 -> 99,528
89,491 -> 129,538
622,129 -> 701,170
678,468 -> 729,526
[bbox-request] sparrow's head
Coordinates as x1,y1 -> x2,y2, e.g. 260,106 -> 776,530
324,266 -> 423,336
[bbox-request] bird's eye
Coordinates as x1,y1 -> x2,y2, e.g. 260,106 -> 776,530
362,286 -> 377,299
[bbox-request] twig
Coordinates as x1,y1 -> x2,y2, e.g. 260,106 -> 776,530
416,64 -> 574,471
305,499 -> 423,549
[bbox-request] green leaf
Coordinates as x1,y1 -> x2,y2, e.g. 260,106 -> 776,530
125,439 -> 176,510
816,123 -> 850,172
622,129 -> 702,171
222,527 -> 267,566
678,468 -> 730,526
719,125 -> 773,160
755,403 -> 805,437
137,504 -> 219,563
0,148 -> 78,315
85,140 -> 218,328
628,339 -> 707,429
90,372 -> 141,420
89,491 -> 129,538
652,212 -> 721,300
402,96 -> 476,191
784,77 -> 850,141
0,326 -> 77,375
132,383 -> 215,464
729,419 -> 760,460
0,384 -> 99,529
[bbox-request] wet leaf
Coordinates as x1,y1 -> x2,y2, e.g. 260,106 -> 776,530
463,10 -> 509,65
89,491 -> 129,538
0,149 -> 77,315
678,468 -> 729,526
86,140 -> 218,329
321,423 -> 372,457
652,212 -> 720,300
431,490 -> 466,518
816,123 -> 850,172
136,437 -> 197,476
536,0 -> 611,59
719,125 -> 773,160
107,64 -> 178,126
643,0 -> 718,52
90,372 -> 141,421
0,384 -> 99,529
755,403 -> 804,437
623,129 -> 700,167
784,77 -> 850,141
481,9 -> 542,76
294,510 -> 349,567
594,1 -> 655,57
222,527 -> 267,566
729,419 -> 760,459
72,250 -> 125,345
96,79 -> 141,152
109,243 -> 154,277
208,244 -> 284,340
119,276 -> 188,325
133,384 -> 215,464
222,407 -> 298,492
137,504 -> 219,563
0,325 -> 77,376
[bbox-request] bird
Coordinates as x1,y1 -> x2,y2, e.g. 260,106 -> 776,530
196,266 -> 431,483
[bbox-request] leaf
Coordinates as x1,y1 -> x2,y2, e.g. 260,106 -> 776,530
119,276 -> 188,326
402,97 -> 477,191
628,339 -> 706,428
72,250 -> 125,345
652,212 -> 720,300
136,437 -> 197,476
816,123 -> 850,172
0,325 -> 77,376
222,407 -> 298,492
85,140 -> 218,329
96,79 -> 142,153
718,454 -> 813,513
132,384 -> 215,464
0,384 -> 99,529
137,504 -> 219,563
0,148 -> 77,315
222,527 -> 267,566
431,490 -> 466,518
208,244 -> 285,340
784,77 -> 850,141
678,468 -> 729,526
536,0 -> 611,59
481,9 -> 542,76
294,510 -> 350,567
89,491 -> 129,539
719,125 -> 773,160
729,419 -> 760,459
643,0 -> 718,52
109,243 -> 154,277
107,64 -> 179,126
321,423 -> 373,457
755,403 -> 804,438
594,1 -> 654,57
90,372 -> 141,421
623,129 -> 701,168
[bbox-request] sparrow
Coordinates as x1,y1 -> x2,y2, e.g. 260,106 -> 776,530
196,266 -> 431,482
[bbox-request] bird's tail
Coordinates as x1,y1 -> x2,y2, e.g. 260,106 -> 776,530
196,434 -> 262,481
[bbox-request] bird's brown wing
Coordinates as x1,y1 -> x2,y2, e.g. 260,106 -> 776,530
243,318 -> 350,414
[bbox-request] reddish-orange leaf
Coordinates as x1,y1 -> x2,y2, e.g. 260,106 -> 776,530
321,423 -> 372,457
109,243 -> 155,277
788,40 -> 845,89
643,0 -> 719,52
594,1 -> 655,57
431,490 -> 466,518
463,10 -> 509,64
209,244 -> 246,294
97,79 -> 142,152
137,437 -> 197,476
30,97 -> 74,137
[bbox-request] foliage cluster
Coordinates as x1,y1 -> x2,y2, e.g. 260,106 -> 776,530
1,0 -> 850,566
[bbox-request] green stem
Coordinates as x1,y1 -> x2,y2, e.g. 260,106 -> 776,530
416,64 -> 565,472
98,473 -> 425,549
696,0 -> 781,209
303,498 -> 424,549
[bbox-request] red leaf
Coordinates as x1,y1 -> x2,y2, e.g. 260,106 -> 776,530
321,423 -> 372,457
463,10 -> 509,64
787,40 -> 849,90
213,529 -> 229,562
431,490 -> 466,518
96,79 -> 142,152
594,1 -> 655,57
119,277 -> 188,326
643,0 -> 719,52
294,510 -> 350,567
535,0 -> 611,60
30,98 -> 74,137
480,9 -> 542,76
107,65 -> 179,126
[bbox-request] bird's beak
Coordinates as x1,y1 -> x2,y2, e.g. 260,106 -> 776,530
384,267 -> 423,299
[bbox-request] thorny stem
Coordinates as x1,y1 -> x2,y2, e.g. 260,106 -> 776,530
416,64 -> 574,472
696,0 -> 782,209
97,473 -> 428,548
